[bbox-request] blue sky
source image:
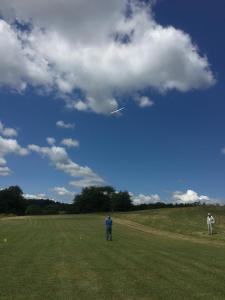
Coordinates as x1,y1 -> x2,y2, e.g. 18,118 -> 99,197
0,0 -> 225,204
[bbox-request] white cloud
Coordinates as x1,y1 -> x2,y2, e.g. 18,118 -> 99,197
173,189 -> 208,203
0,0 -> 125,44
221,147 -> 225,154
46,137 -> 56,146
72,100 -> 89,111
0,166 -> 11,176
135,96 -> 154,108
0,135 -> 29,175
0,121 -> 17,137
61,138 -> 79,148
23,193 -> 49,200
131,193 -> 161,205
172,189 -> 221,204
69,177 -> 105,188
0,136 -> 28,156
37,193 -> 48,199
0,1 -> 215,114
56,120 -> 75,129
28,143 -> 105,187
52,186 -> 74,196
0,19 -> 52,91
0,158 -> 7,165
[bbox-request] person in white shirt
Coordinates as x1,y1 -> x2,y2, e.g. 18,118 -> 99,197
207,213 -> 215,235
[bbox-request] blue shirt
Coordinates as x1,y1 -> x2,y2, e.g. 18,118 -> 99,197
105,218 -> 112,228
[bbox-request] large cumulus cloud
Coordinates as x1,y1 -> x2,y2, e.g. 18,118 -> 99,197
172,189 -> 222,205
0,0 -> 215,113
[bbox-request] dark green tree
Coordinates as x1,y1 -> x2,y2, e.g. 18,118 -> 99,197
25,204 -> 42,215
42,204 -> 60,215
0,186 -> 25,215
73,186 -> 115,213
111,191 -> 132,211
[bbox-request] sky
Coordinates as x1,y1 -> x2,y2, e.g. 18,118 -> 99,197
0,0 -> 225,204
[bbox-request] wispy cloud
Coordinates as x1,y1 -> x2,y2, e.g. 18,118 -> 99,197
135,96 -> 154,108
23,193 -> 50,200
28,143 -> 105,188
61,138 -> 79,148
70,177 -> 105,188
0,166 -> 11,176
52,186 -> 75,197
46,137 -> 56,146
0,121 -> 17,137
56,121 -> 75,129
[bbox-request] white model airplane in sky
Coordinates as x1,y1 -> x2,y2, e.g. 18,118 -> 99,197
110,107 -> 125,114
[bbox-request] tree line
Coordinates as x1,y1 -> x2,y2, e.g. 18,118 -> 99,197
0,185 -> 203,216
0,186 -> 73,215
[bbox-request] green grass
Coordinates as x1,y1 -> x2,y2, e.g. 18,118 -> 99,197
0,207 -> 225,299
115,205 -> 225,241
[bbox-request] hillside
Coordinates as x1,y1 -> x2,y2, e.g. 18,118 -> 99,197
115,206 -> 225,242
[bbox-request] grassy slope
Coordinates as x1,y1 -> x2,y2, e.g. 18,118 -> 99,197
0,208 -> 224,300
115,205 -> 225,241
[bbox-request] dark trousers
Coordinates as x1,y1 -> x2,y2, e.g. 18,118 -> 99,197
106,227 -> 112,240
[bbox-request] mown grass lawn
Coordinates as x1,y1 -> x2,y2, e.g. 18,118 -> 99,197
0,208 -> 225,300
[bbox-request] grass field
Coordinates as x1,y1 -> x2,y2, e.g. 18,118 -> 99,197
1,207 -> 225,300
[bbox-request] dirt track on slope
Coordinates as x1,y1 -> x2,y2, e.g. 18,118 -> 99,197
113,217 -> 225,247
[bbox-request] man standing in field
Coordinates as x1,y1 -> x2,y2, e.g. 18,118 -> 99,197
207,213 -> 215,235
105,216 -> 113,241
